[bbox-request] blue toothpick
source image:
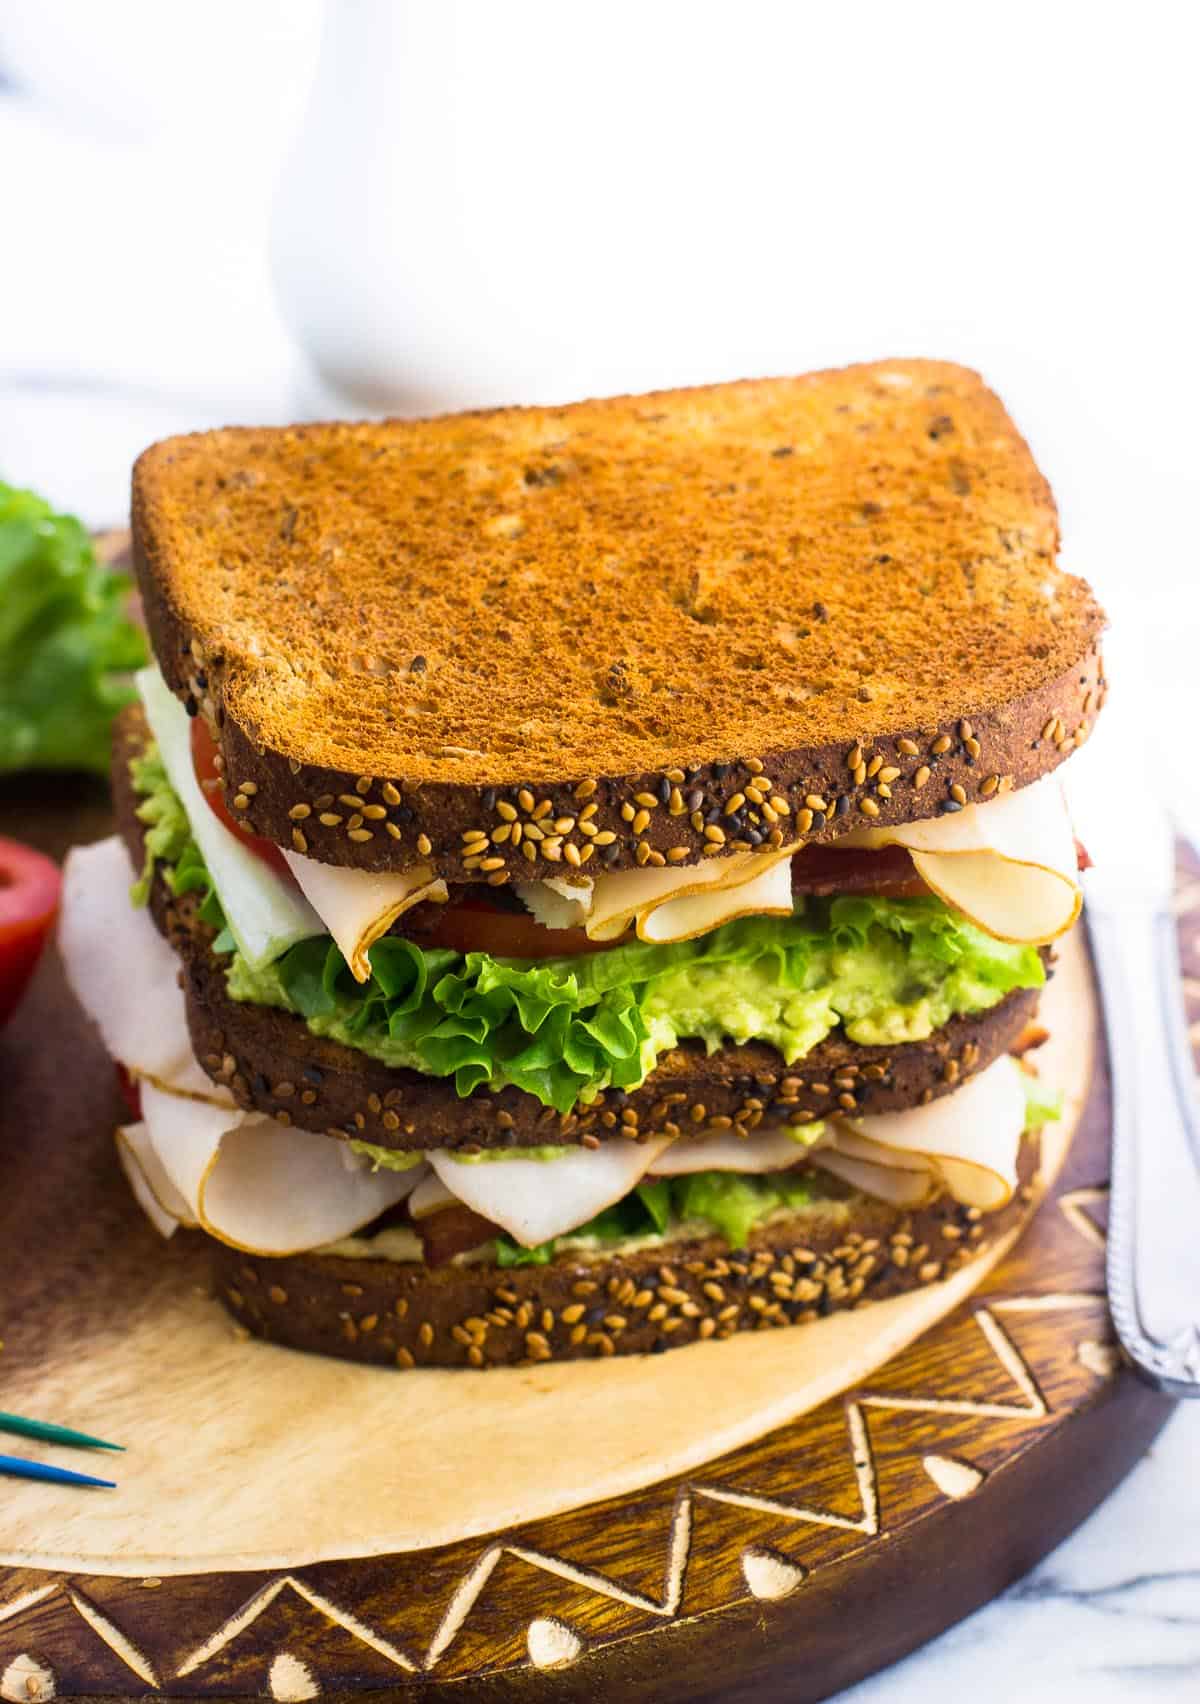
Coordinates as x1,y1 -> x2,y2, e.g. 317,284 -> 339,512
0,1453 -> 117,1490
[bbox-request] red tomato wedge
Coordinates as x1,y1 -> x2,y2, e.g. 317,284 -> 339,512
190,718 -> 295,884
0,837 -> 62,1028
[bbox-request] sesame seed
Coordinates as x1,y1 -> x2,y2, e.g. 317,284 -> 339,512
574,778 -> 598,801
289,803 -> 311,820
847,744 -> 864,770
385,822 -> 403,840
479,855 -> 505,871
232,794 -> 250,811
238,780 -> 258,796
494,800 -> 517,821
858,797 -> 880,817
362,804 -> 387,820
492,824 -> 512,844
462,828 -> 488,845
593,829 -> 616,846
532,799 -> 552,820
667,845 -> 690,861
554,816 -> 575,834
964,735 -> 981,760
949,782 -> 967,805
769,795 -> 790,815
632,808 -> 651,835
416,832 -> 432,856
292,828 -> 308,853
980,773 -> 1000,797
704,823 -> 726,844
913,765 -> 931,788
931,733 -> 952,756
339,793 -> 363,809
897,737 -> 919,756
518,788 -> 535,812
635,840 -> 652,865
724,791 -> 746,816
877,765 -> 901,784
634,791 -> 659,810
866,755 -> 883,778
564,842 -> 582,867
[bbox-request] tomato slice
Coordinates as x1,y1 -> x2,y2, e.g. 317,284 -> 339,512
190,718 -> 294,883
403,891 -> 615,959
0,837 -> 62,1028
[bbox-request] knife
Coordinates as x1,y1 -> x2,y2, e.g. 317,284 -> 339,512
1068,695 -> 1200,1397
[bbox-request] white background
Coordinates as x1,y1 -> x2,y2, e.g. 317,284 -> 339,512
1,3 -> 1198,1697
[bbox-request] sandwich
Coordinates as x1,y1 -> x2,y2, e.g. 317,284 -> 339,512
59,360 -> 1105,1369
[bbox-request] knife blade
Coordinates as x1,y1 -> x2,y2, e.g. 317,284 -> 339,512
1066,693 -> 1200,1396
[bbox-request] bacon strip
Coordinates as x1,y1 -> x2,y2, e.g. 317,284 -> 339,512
791,842 -> 927,899
419,1205 -> 498,1266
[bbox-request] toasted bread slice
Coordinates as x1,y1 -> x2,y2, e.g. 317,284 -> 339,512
212,1131 -> 1038,1368
115,706 -> 1044,1153
132,360 -> 1106,880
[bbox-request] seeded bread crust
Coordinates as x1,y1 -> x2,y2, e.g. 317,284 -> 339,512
132,361 -> 1107,882
115,706 -> 1045,1153
211,1141 -> 1039,1369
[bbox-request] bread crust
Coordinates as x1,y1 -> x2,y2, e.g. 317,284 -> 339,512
114,707 -> 1045,1153
211,1135 -> 1039,1369
131,361 -> 1107,881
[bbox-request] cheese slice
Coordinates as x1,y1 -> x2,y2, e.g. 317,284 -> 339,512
513,877 -> 594,930
137,666 -> 322,968
282,850 -> 447,983
60,835 -> 215,1098
408,1171 -> 458,1219
585,846 -> 798,944
430,1137 -> 672,1247
648,1125 -> 824,1175
134,1082 -> 426,1256
822,1053 -> 1026,1211
838,775 -> 1079,945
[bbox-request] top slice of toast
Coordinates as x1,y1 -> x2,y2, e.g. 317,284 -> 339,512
131,359 -> 1106,879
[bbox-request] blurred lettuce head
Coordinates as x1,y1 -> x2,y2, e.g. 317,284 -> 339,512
0,482 -> 146,774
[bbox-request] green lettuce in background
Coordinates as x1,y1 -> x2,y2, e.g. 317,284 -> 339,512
0,482 -> 146,774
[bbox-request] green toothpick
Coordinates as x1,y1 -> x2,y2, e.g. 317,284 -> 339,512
0,1412 -> 123,1453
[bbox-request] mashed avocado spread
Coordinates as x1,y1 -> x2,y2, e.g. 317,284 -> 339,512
131,750 -> 1045,1116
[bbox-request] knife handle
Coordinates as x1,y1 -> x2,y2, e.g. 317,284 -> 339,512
1087,901 -> 1200,1397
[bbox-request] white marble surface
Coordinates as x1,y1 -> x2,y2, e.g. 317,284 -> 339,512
1,9 -> 1198,1695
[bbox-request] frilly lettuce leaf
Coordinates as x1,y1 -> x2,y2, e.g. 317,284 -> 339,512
0,483 -> 146,774
248,893 -> 1045,1115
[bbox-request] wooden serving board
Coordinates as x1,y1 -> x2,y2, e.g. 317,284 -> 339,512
1,775 -> 1192,1704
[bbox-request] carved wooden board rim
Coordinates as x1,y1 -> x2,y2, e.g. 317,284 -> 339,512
1,782 -> 1193,1702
